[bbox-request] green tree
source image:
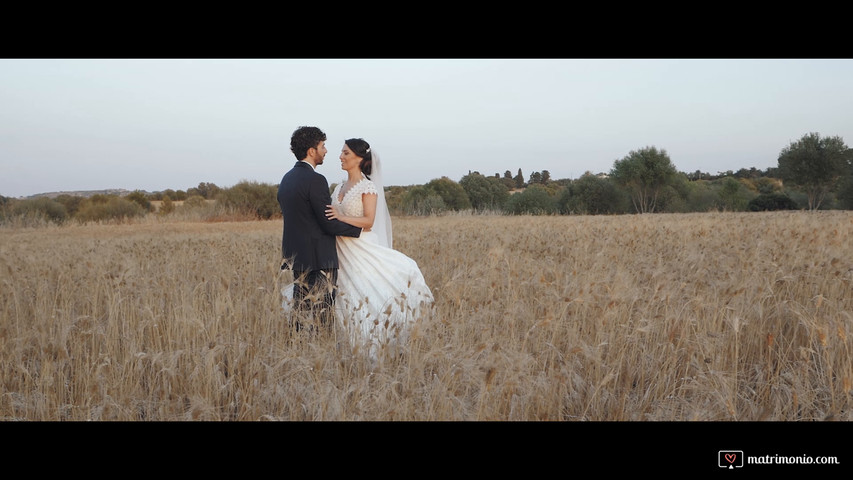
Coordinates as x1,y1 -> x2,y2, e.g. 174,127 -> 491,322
425,177 -> 471,211
610,146 -> 679,213
505,184 -> 556,215
529,171 -> 542,184
401,185 -> 446,215
557,173 -> 625,215
717,177 -> 753,211
777,132 -> 850,210
837,166 -> 853,210
126,190 -> 153,212
683,180 -> 719,212
385,186 -> 408,215
459,172 -> 509,212
501,170 -> 516,190
190,182 -> 221,199
752,177 -> 784,194
687,170 -> 711,181
656,173 -> 693,213
160,189 -> 177,202
514,169 -> 525,189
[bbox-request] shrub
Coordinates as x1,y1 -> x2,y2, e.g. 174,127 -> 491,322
216,181 -> 279,219
505,184 -> 557,215
385,186 -> 408,215
126,190 -> 154,212
75,197 -> 146,223
714,177 -> 756,211
684,180 -> 721,212
2,197 -> 69,225
558,174 -> 627,215
159,196 -> 175,215
836,175 -> 853,210
182,194 -> 208,209
53,195 -> 85,217
752,177 -> 784,194
401,185 -> 447,215
747,192 -> 800,211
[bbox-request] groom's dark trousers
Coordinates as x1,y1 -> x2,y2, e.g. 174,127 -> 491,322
278,161 -> 361,331
291,268 -> 338,330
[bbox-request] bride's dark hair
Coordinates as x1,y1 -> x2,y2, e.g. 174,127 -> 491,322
345,138 -> 372,178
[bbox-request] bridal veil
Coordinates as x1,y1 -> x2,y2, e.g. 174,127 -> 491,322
369,149 -> 393,249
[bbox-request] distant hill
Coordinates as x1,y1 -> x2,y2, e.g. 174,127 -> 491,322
24,189 -> 148,199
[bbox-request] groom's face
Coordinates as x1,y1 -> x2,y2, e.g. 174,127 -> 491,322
312,141 -> 328,165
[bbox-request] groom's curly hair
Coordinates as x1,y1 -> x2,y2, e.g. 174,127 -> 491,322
345,138 -> 373,178
290,126 -> 326,161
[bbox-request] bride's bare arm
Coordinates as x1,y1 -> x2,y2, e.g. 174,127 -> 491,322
326,193 -> 377,231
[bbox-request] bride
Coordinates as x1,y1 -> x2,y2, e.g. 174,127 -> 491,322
323,138 -> 434,361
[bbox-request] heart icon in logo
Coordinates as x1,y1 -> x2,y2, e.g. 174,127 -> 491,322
725,453 -> 737,464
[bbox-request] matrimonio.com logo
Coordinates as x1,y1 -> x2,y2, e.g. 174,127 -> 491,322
718,450 -> 841,469
719,450 -> 744,469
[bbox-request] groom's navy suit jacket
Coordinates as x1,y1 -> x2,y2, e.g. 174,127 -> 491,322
277,161 -> 361,272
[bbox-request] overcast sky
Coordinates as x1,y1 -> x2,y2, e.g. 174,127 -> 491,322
2,58 -> 852,198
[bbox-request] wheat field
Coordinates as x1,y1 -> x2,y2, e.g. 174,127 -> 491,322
0,211 -> 851,421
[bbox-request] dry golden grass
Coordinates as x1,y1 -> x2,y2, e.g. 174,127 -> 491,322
1,211 -> 851,420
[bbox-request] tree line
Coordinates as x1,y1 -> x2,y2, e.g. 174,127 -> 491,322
2,132 -> 852,226
391,131 -> 852,215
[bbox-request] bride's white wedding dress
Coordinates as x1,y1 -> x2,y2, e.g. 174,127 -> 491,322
331,176 -> 434,360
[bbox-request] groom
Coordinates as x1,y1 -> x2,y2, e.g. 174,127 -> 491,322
278,126 -> 362,332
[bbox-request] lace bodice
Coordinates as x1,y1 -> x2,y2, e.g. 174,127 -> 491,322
333,177 -> 378,217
